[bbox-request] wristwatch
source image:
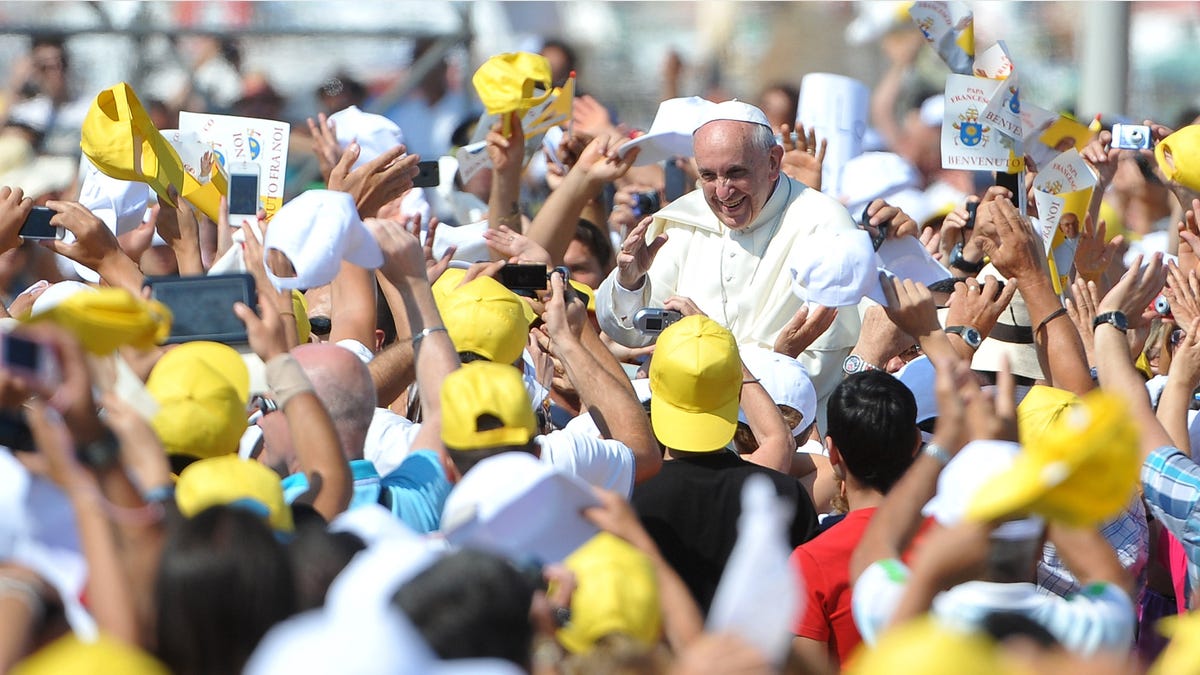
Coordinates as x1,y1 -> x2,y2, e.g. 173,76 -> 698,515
948,241 -> 985,274
1092,311 -> 1129,334
944,325 -> 983,349
842,354 -> 879,375
923,442 -> 953,467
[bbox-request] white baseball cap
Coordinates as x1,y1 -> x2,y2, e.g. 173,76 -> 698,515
329,105 -> 407,169
263,190 -> 382,290
788,229 -> 887,307
737,346 -> 818,435
618,96 -> 717,166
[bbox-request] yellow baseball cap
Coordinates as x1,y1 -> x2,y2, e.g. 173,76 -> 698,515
472,52 -> 552,118
846,617 -> 1009,675
440,276 -> 534,365
175,454 -> 294,532
568,279 -> 596,312
25,286 -> 172,354
967,390 -> 1138,527
649,315 -> 741,452
440,361 -> 537,451
147,342 -> 249,460
557,532 -> 662,654
1156,125 -> 1200,193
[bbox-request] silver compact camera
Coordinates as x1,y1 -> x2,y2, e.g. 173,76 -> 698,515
1111,123 -> 1154,151
633,308 -> 682,335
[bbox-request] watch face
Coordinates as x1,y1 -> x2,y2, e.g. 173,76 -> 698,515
1112,313 -> 1129,331
843,355 -> 863,373
964,328 -> 982,347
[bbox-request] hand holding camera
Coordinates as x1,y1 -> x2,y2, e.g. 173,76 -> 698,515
0,186 -> 35,253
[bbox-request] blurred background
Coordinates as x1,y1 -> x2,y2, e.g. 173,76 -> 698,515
0,0 -> 1198,198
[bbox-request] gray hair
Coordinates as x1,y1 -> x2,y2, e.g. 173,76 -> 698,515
747,122 -> 779,155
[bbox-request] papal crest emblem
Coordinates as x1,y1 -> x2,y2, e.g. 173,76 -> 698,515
1044,180 -> 1064,195
917,17 -> 935,41
1005,86 -> 1020,115
953,107 -> 990,147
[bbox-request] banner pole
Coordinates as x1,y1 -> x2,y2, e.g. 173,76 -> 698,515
1017,170 -> 1028,216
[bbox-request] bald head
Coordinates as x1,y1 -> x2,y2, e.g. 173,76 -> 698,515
292,343 -> 377,461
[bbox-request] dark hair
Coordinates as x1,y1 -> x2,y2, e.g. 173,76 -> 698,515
155,506 -> 297,675
375,282 -> 397,346
393,550 -> 536,668
761,83 -> 799,122
31,35 -> 67,69
575,218 -> 615,272
979,611 -> 1060,648
288,512 -> 365,611
541,39 -> 578,75
826,371 -> 918,494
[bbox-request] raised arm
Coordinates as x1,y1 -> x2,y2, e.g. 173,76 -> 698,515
235,296 -> 350,520
976,197 -> 1094,395
525,134 -> 639,265
367,218 -> 461,460
487,113 -> 526,255
544,271 -> 661,483
43,200 -> 144,294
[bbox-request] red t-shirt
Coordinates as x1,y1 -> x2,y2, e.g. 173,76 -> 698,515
789,507 -> 877,666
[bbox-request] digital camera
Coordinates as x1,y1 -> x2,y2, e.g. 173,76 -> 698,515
1111,123 -> 1153,151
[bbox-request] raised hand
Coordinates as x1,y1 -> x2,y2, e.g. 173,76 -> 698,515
364,217 -> 426,285
233,291 -> 288,362
1065,277 -> 1102,362
616,216 -> 668,289
778,122 -> 827,191
880,276 -> 940,339
1175,198 -> 1200,275
860,198 -> 919,245
973,198 -> 1047,284
481,224 -> 552,265
1097,253 -> 1167,330
306,113 -> 342,183
42,200 -> 121,272
542,270 -> 586,354
1081,130 -> 1122,187
1073,214 -> 1122,284
944,276 -> 1017,340
1165,261 -> 1200,329
328,144 -> 420,219
486,112 -> 525,178
575,134 -> 640,185
0,186 -> 33,254
773,303 -> 837,359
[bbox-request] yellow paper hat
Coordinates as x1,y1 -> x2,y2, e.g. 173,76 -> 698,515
847,617 -> 1008,675
557,533 -> 662,654
473,52 -> 552,128
81,83 -> 226,222
1156,125 -> 1200,193
13,634 -> 168,675
967,390 -> 1139,527
25,287 -> 172,354
1151,611 -> 1200,675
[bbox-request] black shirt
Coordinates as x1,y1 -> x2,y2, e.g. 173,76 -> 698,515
631,451 -> 819,614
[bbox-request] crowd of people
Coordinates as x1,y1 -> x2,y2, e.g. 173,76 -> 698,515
3,8 -> 1200,674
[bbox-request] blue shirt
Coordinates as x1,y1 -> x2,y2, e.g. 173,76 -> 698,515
282,452 -> 451,533
1142,445 -> 1200,602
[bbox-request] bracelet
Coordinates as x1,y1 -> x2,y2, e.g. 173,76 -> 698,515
742,378 -> 761,385
0,577 -> 45,624
922,442 -> 953,467
1034,306 -> 1068,334
141,484 -> 176,504
411,326 -> 448,348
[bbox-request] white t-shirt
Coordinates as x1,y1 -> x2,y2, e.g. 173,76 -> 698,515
852,559 -> 1135,655
536,428 -> 635,498
364,408 -> 422,477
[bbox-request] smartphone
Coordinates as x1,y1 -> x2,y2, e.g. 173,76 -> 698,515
146,273 -> 257,344
964,201 -> 978,230
226,162 -> 261,226
20,206 -> 65,240
413,160 -> 441,188
633,308 -> 682,335
0,333 -> 60,389
499,263 -> 549,293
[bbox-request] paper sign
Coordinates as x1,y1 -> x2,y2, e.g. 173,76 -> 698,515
179,111 -> 290,218
973,41 -> 1015,80
1034,148 -> 1097,220
877,236 -> 954,287
797,73 -> 869,197
942,74 -> 1023,173
1032,193 -> 1066,250
909,1 -> 974,74
973,43 -> 1022,142
1040,116 -> 1091,154
454,141 -> 491,185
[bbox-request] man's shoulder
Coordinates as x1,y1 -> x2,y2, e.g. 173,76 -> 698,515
777,177 -> 857,230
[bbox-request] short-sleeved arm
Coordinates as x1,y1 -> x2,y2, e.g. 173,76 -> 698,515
538,431 -> 636,498
1142,445 -> 1200,590
378,450 -> 453,534
850,559 -> 911,647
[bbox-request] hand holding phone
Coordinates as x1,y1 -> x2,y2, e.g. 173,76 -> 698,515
146,274 -> 257,344
0,333 -> 60,390
20,206 -> 65,240
499,263 -> 549,297
226,162 -> 261,227
413,160 -> 441,188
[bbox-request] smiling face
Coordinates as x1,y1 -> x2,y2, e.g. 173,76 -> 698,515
693,121 -> 782,230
